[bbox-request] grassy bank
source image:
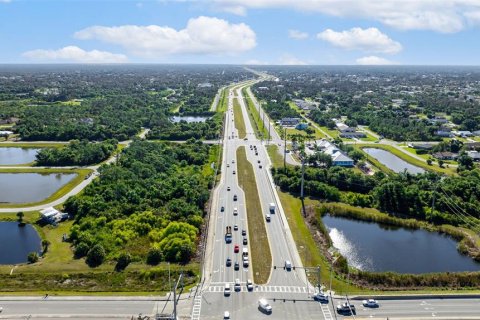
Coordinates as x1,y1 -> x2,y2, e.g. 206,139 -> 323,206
233,97 -> 247,139
0,168 -> 91,209
236,147 -> 271,284
0,142 -> 66,148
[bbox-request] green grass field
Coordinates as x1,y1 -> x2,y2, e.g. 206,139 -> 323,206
236,147 -> 272,284
233,97 -> 247,139
242,87 -> 270,140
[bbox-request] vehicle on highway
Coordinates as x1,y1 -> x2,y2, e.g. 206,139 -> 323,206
226,258 -> 232,267
233,207 -> 238,215
233,194 -> 237,201
265,213 -> 271,222
224,311 -> 230,319
225,226 -> 232,243
258,298 -> 272,314
227,186 -> 231,191
241,229 -> 246,236
227,163 -> 230,167
221,206 -> 225,212
269,203 -> 276,213
259,164 -> 262,168
234,224 -> 238,231
255,152 -> 258,156
257,160 -> 260,163
284,260 -> 292,270
243,237 -> 248,245
232,159 -> 235,163
234,262 -> 239,270
246,279 -> 254,291
362,299 -> 379,308
313,292 -> 329,303
224,283 -> 231,296
243,256 -> 249,267
234,244 -> 239,253
336,302 -> 356,315
242,247 -> 248,257
233,170 -> 236,174
244,137 -> 248,141
234,279 -> 241,291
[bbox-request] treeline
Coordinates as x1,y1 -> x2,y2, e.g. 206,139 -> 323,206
272,166 -> 480,226
263,101 -> 300,120
36,139 -> 117,166
64,140 -> 214,267
147,114 -> 221,140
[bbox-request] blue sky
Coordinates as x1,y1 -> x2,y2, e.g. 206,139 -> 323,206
1,0 -> 480,65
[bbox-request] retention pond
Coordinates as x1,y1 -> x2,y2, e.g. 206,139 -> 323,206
364,148 -> 425,174
0,172 -> 76,203
0,147 -> 39,165
0,222 -> 41,264
323,215 -> 480,274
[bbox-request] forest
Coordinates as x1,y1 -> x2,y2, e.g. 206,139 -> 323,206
147,114 -> 222,141
64,139 -> 215,267
36,139 -> 118,166
272,165 -> 480,227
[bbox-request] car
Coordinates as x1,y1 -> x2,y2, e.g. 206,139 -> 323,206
234,245 -> 239,253
336,302 -> 356,315
226,258 -> 232,267
257,160 -> 260,163
234,262 -> 240,270
258,298 -> 272,314
265,214 -> 271,222
246,279 -> 254,291
313,292 -> 329,303
220,206 -> 225,212
284,260 -> 292,270
227,186 -> 231,191
227,164 -> 230,167
241,229 -> 246,236
243,237 -> 248,245
244,137 -> 248,141
234,278 -> 241,292
233,194 -> 237,201
234,224 -> 238,231
224,311 -> 230,319
232,170 -> 236,174
243,257 -> 249,267
255,152 -> 258,156
233,207 -> 238,215
259,165 -> 262,168
232,160 -> 235,163
362,299 -> 379,308
224,283 -> 231,296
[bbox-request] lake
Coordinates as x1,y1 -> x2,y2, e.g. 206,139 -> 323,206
364,148 -> 425,174
171,116 -> 210,123
0,222 -> 41,264
323,215 -> 480,274
0,147 -> 39,165
0,173 -> 76,203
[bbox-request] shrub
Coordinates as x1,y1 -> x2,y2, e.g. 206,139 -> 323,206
86,244 -> 106,267
27,252 -> 39,263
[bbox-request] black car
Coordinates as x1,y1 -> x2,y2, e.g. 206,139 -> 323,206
243,237 -> 248,245
226,258 -> 232,267
234,262 -> 239,270
233,195 -> 237,201
221,206 -> 225,212
241,229 -> 246,236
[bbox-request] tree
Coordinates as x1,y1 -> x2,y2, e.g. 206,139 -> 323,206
16,211 -> 24,225
115,252 -> 131,272
86,244 -> 106,267
27,252 -> 39,263
74,242 -> 90,258
438,159 -> 444,168
41,240 -> 51,254
457,152 -> 474,171
427,158 -> 433,166
146,247 -> 163,265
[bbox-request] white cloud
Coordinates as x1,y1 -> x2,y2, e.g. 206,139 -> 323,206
356,55 -> 397,65
244,59 -> 269,65
288,29 -> 309,40
278,54 -> 307,65
317,27 -> 402,54
22,46 -> 128,63
214,0 -> 480,33
74,16 -> 256,56
0,0 -> 12,3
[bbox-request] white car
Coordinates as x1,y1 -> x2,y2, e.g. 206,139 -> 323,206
224,283 -> 231,296
362,299 -> 379,308
258,298 -> 272,314
313,292 -> 329,303
246,279 -> 254,291
234,278 -> 241,292
224,311 -> 230,319
284,260 -> 292,270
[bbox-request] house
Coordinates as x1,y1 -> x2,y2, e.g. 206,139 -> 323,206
433,152 -> 459,160
335,123 -> 355,132
473,130 -> 480,137
465,142 -> 480,150
40,207 -> 68,224
454,131 -> 473,137
436,130 -> 454,138
0,130 -> 13,136
316,139 -> 354,167
429,116 -> 448,124
340,132 -> 367,138
410,143 -> 436,150
280,118 -> 301,126
257,86 -> 269,91
467,151 -> 480,161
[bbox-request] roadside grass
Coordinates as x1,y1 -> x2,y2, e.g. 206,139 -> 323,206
277,191 -> 358,294
356,143 -> 457,175
242,87 -> 270,140
217,87 -> 229,113
266,145 -> 285,168
0,168 -> 92,209
0,142 -> 66,148
233,97 -> 247,139
236,147 -> 272,284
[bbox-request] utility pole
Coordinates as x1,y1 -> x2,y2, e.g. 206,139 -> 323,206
300,145 -> 306,218
268,121 -> 271,145
283,127 -> 287,172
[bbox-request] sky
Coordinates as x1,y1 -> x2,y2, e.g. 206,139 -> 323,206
1,0 -> 480,65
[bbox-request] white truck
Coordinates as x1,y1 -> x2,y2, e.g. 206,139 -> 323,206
269,203 -> 276,213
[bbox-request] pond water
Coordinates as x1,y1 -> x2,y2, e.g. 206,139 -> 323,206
323,215 -> 480,274
171,116 -> 210,123
0,147 -> 39,165
0,222 -> 41,264
0,173 -> 76,203
364,148 -> 425,174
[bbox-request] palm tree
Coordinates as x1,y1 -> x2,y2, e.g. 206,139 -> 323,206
17,211 -> 25,226
42,240 -> 51,254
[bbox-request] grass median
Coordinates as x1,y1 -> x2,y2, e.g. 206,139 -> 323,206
233,97 -> 247,139
242,87 -> 270,140
236,146 -> 271,284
